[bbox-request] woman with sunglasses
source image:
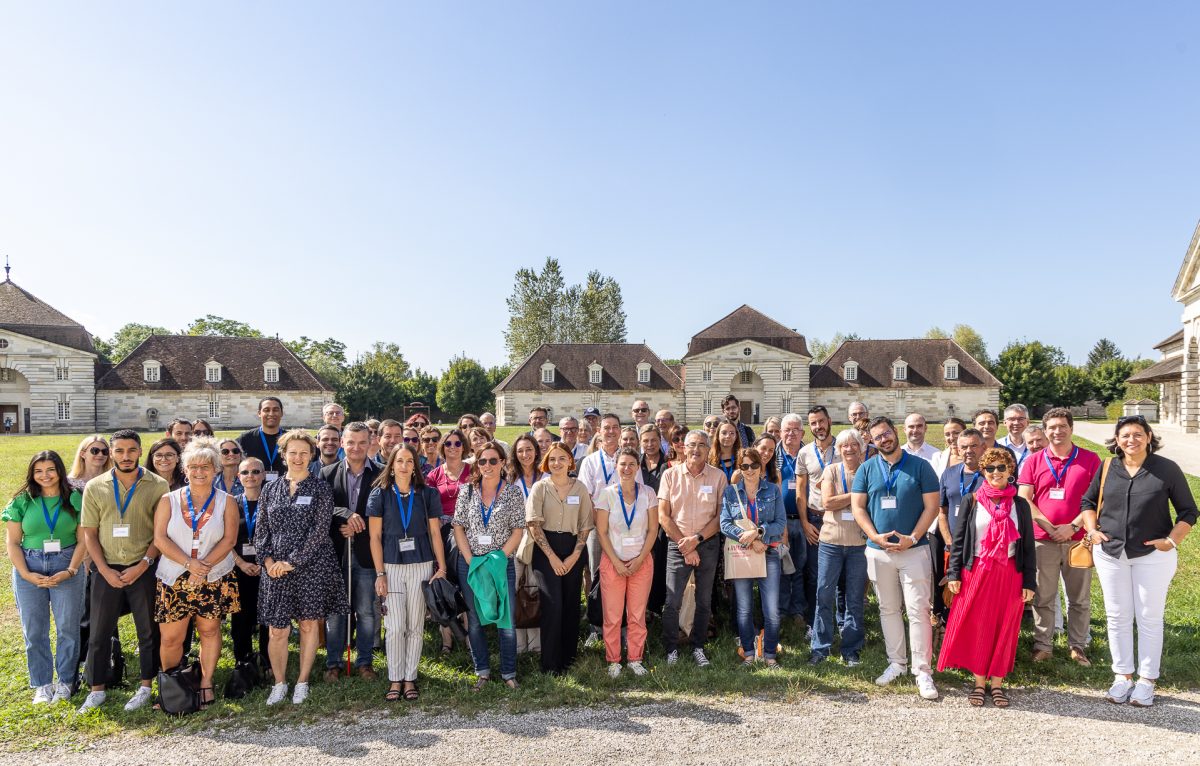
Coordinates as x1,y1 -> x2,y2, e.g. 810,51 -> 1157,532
214,439 -> 244,496
418,425 -> 443,475
1081,416 -> 1196,707
424,428 -> 469,652
146,438 -> 187,491
191,419 -> 215,439
67,436 -> 113,493
452,442 -> 526,690
721,447 -> 785,667
938,447 -> 1036,708
230,456 -> 269,671
666,425 -> 690,466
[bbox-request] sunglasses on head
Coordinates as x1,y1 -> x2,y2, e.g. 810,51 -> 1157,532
220,447 -> 242,456
239,469 -> 263,476
476,457 -> 501,466
982,465 -> 1008,474
89,447 -> 109,456
403,437 -> 419,444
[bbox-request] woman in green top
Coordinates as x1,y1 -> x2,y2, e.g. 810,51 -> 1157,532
3,451 -> 87,704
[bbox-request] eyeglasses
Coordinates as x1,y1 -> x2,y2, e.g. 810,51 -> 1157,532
476,457 -> 501,466
632,407 -> 649,414
444,440 -> 462,448
740,463 -> 759,471
561,426 -> 578,433
193,430 -> 213,437
239,469 -> 263,476
88,447 -> 110,456
421,437 -> 439,444
402,437 -> 419,444
152,452 -> 178,461
982,465 -> 1008,474
220,447 -> 242,456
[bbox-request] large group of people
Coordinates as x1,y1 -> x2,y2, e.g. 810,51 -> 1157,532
4,394 -> 1194,715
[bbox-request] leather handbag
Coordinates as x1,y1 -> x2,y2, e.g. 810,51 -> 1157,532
157,661 -> 201,716
1069,458 -> 1110,569
514,566 -> 541,628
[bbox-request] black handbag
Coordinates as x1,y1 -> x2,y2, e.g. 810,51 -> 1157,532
222,659 -> 262,700
157,661 -> 201,716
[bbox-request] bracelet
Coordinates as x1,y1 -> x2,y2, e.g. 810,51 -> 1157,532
376,572 -> 387,578
1166,537 -> 1177,549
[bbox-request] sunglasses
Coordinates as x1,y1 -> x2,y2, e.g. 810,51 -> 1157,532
89,447 -> 110,456
444,440 -> 463,448
476,457 -> 501,466
421,437 -> 439,444
740,463 -> 760,471
239,469 -> 263,476
220,447 -> 242,456
982,465 -> 1009,474
193,430 -> 213,437
403,437 -> 419,444
632,407 -> 649,414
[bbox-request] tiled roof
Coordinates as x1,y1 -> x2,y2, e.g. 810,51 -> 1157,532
1153,329 -> 1184,350
0,279 -> 96,354
810,339 -> 999,388
494,343 -> 682,392
1127,356 -> 1182,384
683,305 -> 810,359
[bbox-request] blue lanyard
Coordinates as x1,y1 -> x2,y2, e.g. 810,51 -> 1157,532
259,428 -> 278,468
519,475 -> 530,499
839,464 -> 848,494
214,473 -> 226,492
880,452 -> 906,496
719,458 -> 734,482
782,451 -> 798,478
600,453 -> 613,485
40,496 -> 63,535
618,483 -> 639,530
813,443 -> 829,471
239,495 -> 257,538
1044,447 -> 1077,487
185,486 -> 216,538
392,484 -> 415,532
481,481 -> 505,528
959,465 -> 980,498
111,468 -> 142,520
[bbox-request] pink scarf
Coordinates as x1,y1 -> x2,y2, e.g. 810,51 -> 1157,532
973,480 -> 1019,560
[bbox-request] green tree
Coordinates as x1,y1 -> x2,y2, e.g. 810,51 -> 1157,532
338,366 -> 397,420
809,332 -> 860,363
286,336 -> 348,389
185,315 -> 263,337
1091,358 -> 1136,405
504,258 -> 567,364
360,342 -> 411,382
993,341 -> 1059,408
952,324 -> 990,368
1086,338 -> 1123,370
486,364 -> 513,391
92,335 -> 114,362
437,356 -> 493,417
576,271 -> 627,343
105,323 -> 172,362
399,368 -> 439,407
924,326 -> 950,339
1126,358 -> 1161,402
1053,364 -> 1094,407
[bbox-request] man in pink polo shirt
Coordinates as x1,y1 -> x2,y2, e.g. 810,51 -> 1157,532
1017,407 -> 1101,666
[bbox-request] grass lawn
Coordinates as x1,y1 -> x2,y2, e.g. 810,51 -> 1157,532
0,425 -> 1195,751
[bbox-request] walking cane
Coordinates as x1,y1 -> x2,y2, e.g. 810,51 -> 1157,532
333,506 -> 355,676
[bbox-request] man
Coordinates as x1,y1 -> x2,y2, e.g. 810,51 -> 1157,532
658,430 -> 727,667
310,425 -> 343,476
847,401 -> 869,425
322,402 -> 346,431
1023,424 -> 1048,454
653,409 -> 675,454
934,428 -> 984,623
165,418 -> 192,448
320,422 -> 381,681
902,413 -> 939,462
582,406 -> 600,433
796,406 -> 838,633
77,430 -> 170,712
972,408 -> 1012,457
1017,407 -> 1101,666
721,395 -> 755,447
375,419 -> 404,466
631,400 -> 653,430
559,416 -> 587,461
479,412 -> 510,454
775,413 -> 809,625
851,417 -> 941,700
238,396 -> 285,479
365,418 -> 381,463
527,407 -> 560,442
1001,403 -> 1032,471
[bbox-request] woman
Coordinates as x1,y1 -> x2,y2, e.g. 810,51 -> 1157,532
721,448 -> 785,667
594,447 -> 658,677
191,419 -> 215,439
67,435 -> 113,492
458,414 -> 483,434
710,419 -> 739,483
230,457 -> 268,672
754,435 -> 782,486
4,451 -> 86,703
763,417 -> 782,443
639,425 -> 669,493
426,429 -> 470,652
452,441 -> 526,690
506,434 -> 543,654
467,427 -> 492,461
667,425 -> 690,465
255,429 -> 348,705
938,447 -> 1036,708
814,429 -> 869,665
1082,415 -> 1196,708
525,442 -> 593,674
853,418 -> 876,459
146,438 -> 187,490
703,416 -> 720,446
406,413 -> 431,431
214,439 -> 244,496
578,420 -> 595,450
419,425 -> 443,474
152,438 -> 241,709
368,443 -> 447,702
932,417 -> 966,478
619,426 -> 640,452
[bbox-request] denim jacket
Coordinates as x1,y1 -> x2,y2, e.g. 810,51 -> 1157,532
721,481 -> 785,545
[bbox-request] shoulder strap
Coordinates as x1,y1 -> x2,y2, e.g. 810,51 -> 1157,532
1096,458 -> 1111,516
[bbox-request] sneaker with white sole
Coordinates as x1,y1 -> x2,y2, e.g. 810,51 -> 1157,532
77,690 -> 106,713
628,661 -> 648,676
1106,676 -> 1135,704
1129,679 -> 1155,707
292,681 -> 310,704
266,682 -> 289,705
915,672 -> 939,700
607,662 -> 622,678
875,662 -> 906,686
124,685 -> 153,711
52,682 -> 72,703
665,650 -> 679,666
32,685 -> 53,704
692,647 -> 710,668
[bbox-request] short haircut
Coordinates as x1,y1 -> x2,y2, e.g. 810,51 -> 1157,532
614,446 -> 640,464
780,413 -> 803,428
807,405 -> 829,419
721,394 -> 739,407
601,412 -> 622,425
835,428 -> 865,450
868,416 -> 894,433
979,446 -> 1016,474
685,429 -> 710,446
258,396 -> 283,412
528,406 -> 548,417
944,417 -> 966,429
1042,407 -> 1074,428
972,408 -> 998,423
278,428 -> 317,459
181,436 -> 220,472
957,428 -> 984,442
343,421 -> 370,435
848,401 -> 868,413
438,428 -> 469,459
1024,424 -> 1046,437
365,418 -> 380,431
539,441 -> 576,474
559,416 -> 579,428
1003,403 -> 1029,418
112,428 -> 141,446
737,446 -> 763,467
322,402 -> 343,413
317,425 -> 341,438
379,419 -> 402,431
166,417 -> 192,431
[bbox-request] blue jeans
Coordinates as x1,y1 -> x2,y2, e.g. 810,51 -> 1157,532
778,519 -> 808,617
12,545 -> 86,687
811,543 -> 867,659
456,555 -> 517,680
733,548 -> 782,659
325,557 -> 378,669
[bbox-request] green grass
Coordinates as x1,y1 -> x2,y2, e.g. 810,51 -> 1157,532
0,425 -> 1195,750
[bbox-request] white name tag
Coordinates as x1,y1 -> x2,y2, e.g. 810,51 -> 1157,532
787,480 -> 797,490
296,496 -> 312,506
265,472 -> 279,482
241,544 -> 256,557
191,539 -> 201,553
43,539 -> 62,553
881,496 -> 898,510
1048,488 -> 1066,501
700,485 -> 713,495
112,524 -> 131,538
566,495 -> 581,505
399,538 -> 417,552
622,536 -> 640,549
477,534 -> 493,546
841,512 -> 855,522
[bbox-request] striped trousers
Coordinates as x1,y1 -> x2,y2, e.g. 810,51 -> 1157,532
384,561 -> 434,682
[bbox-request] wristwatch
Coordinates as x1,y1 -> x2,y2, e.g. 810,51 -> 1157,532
376,571 -> 387,578
907,535 -> 919,546
695,532 -> 705,544
142,555 -> 155,567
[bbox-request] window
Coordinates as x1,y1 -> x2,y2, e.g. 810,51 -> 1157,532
944,361 -> 959,381
740,371 -> 753,384
143,361 -> 161,382
743,347 -> 752,356
843,362 -> 858,382
893,361 -> 908,381
637,362 -> 651,384
0,339 -> 8,349
205,362 -> 222,383
782,363 -> 792,382
263,362 -> 280,383
56,394 -> 70,421
55,364 -> 69,381
703,399 -> 712,415
540,362 -> 555,384
590,368 -> 602,384
702,365 -> 712,382
207,398 -> 220,419
0,369 -> 10,383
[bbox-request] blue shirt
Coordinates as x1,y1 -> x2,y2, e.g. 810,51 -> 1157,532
851,452 -> 939,549
939,463 -> 982,537
776,445 -> 803,518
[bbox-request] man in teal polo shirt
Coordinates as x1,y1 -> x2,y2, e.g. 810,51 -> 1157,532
851,416 -> 941,701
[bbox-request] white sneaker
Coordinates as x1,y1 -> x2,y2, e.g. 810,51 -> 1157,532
124,685 -> 153,711
875,663 -> 906,686
692,647 -> 710,668
77,690 -> 106,713
607,662 -> 622,678
52,683 -> 72,703
915,672 -> 939,700
292,681 -> 310,704
266,682 -> 289,706
1129,679 -> 1155,707
628,661 -> 648,677
1106,676 -> 1135,704
666,650 -> 679,666
31,685 -> 53,704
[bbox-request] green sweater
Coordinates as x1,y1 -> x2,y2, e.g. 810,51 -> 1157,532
466,550 -> 512,629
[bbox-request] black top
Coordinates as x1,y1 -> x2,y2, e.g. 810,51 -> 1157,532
947,494 -> 1037,592
237,427 -> 286,475
232,495 -> 259,550
640,453 -> 669,493
365,485 -> 441,565
1081,453 -> 1198,560
736,422 -> 756,448
320,459 -> 382,569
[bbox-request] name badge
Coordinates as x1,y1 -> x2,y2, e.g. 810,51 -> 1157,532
881,496 -> 898,510
112,524 -> 131,538
787,480 -> 797,490
43,539 -> 62,553
296,496 -> 312,506
241,544 -> 256,557
191,539 -> 201,553
477,534 -> 493,546
840,512 -> 855,522
700,485 -> 713,495
399,538 -> 417,552
265,472 -> 279,483
1048,488 -> 1066,501
622,536 -> 640,551
566,496 -> 581,505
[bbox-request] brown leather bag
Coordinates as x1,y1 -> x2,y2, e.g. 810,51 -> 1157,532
1069,458 -> 1110,569
514,567 -> 541,628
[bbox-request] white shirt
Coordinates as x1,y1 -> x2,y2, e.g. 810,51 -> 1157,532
595,484 -> 657,560
931,449 -> 957,478
570,442 -> 588,462
1000,434 -> 1031,471
903,442 -> 940,463
577,447 -> 644,505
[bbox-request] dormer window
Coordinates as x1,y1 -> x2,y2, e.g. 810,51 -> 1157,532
540,361 -> 556,384
944,358 -> 959,381
588,363 -> 603,385
636,362 -> 651,384
843,360 -> 858,382
205,360 -> 222,383
143,360 -> 161,383
263,361 -> 280,384
893,358 -> 908,381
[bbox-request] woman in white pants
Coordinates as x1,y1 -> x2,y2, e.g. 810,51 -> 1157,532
368,443 -> 447,702
1081,415 -> 1195,707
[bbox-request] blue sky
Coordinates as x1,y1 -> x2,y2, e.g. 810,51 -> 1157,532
2,2 -> 1197,373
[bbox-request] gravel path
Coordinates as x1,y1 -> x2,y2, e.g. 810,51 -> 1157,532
17,687 -> 1200,765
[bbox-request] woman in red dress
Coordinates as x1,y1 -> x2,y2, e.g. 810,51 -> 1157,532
937,447 -> 1036,708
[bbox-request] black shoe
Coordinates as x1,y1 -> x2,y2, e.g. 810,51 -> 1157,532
808,654 -> 826,666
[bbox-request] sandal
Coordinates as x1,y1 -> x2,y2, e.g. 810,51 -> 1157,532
967,686 -> 986,707
472,676 -> 490,692
385,683 -> 403,702
990,687 -> 1010,708
440,642 -> 453,655
199,687 -> 215,710
403,681 -> 419,701
504,678 -> 520,690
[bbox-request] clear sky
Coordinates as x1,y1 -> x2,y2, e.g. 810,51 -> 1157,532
2,2 -> 1198,373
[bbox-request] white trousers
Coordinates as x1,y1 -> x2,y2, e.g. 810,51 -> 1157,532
1093,546 -> 1177,679
866,546 -> 932,675
384,561 -> 434,682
